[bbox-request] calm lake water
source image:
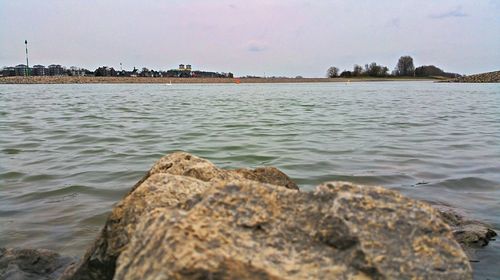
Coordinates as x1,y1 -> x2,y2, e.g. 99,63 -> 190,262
1,82 -> 499,278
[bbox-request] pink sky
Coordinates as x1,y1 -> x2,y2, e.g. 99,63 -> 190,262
1,0 -> 499,76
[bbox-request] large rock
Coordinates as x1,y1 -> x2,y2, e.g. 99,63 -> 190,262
114,180 -> 471,279
60,152 -> 474,279
0,248 -> 75,280
61,152 -> 298,280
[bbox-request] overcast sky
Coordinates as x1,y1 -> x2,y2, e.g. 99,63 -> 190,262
1,0 -> 499,77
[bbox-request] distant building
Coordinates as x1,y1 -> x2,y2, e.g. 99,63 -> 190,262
69,66 -> 85,76
162,64 -> 231,78
2,64 -> 93,77
32,65 -> 47,76
15,64 -> 29,76
164,68 -> 229,78
1,67 -> 16,76
48,64 -> 65,76
165,69 -> 189,77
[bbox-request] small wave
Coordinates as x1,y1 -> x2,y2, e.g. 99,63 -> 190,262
22,174 -> 59,183
78,211 -> 110,226
80,148 -> 109,155
431,177 -> 499,192
223,154 -> 278,164
15,185 -> 93,201
2,148 -> 21,155
0,171 -> 25,180
14,184 -> 124,203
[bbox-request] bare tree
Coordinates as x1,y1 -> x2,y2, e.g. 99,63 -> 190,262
353,64 -> 363,76
395,56 -> 415,76
327,66 -> 339,78
364,63 -> 389,77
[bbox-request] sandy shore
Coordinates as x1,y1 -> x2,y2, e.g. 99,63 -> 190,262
0,76 -> 438,84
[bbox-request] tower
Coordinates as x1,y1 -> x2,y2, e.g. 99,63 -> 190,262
25,40 -> 29,76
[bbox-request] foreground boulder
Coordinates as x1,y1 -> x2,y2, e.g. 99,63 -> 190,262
61,152 -> 298,279
115,181 -> 471,279
60,152 -> 474,279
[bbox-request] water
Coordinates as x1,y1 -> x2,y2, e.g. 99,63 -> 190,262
1,82 -> 499,278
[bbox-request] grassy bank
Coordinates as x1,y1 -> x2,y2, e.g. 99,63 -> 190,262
0,76 -> 440,84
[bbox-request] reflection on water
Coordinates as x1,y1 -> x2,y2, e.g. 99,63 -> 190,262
1,82 -> 499,277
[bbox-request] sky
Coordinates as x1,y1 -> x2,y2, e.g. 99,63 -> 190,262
1,0 -> 499,77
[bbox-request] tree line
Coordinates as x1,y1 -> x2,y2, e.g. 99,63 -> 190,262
327,56 -> 460,78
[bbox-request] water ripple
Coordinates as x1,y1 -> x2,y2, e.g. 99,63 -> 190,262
0,83 -> 499,275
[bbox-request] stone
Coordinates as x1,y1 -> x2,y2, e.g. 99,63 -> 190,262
0,248 -> 75,280
148,151 -> 299,190
433,205 -> 497,258
114,181 -> 472,279
61,152 -> 298,280
58,152 -> 477,279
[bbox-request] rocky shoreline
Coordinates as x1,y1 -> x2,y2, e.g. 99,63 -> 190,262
443,70 -> 500,83
1,152 -> 497,279
0,76 -> 438,84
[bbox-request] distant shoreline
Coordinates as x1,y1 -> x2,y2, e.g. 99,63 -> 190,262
0,76 -> 440,84
438,70 -> 500,83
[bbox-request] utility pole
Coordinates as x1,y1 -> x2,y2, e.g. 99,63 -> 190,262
25,40 -> 29,76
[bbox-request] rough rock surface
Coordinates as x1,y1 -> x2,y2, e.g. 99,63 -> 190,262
61,152 -> 298,280
433,205 -> 497,258
59,152 -> 474,279
446,70 -> 500,83
147,152 -> 298,190
114,181 -> 472,279
0,248 -> 75,280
